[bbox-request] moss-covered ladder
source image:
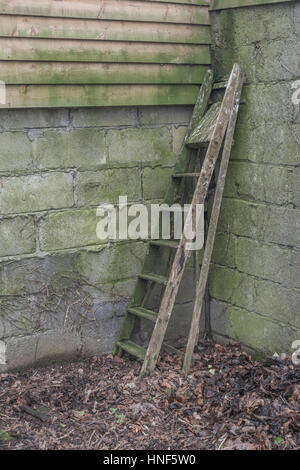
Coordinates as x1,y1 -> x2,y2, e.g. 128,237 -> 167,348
114,64 -> 244,377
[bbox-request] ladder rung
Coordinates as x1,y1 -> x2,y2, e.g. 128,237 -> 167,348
187,101 -> 222,149
117,340 -> 146,361
149,240 -> 179,249
128,306 -> 157,323
139,273 -> 168,285
213,80 -> 228,90
173,173 -> 200,179
187,141 -> 209,148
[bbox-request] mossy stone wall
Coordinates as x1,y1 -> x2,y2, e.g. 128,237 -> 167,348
209,1 -> 300,356
0,106 -> 196,370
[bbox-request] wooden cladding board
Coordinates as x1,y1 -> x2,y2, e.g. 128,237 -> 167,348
0,62 -> 209,85
0,1 -> 210,24
0,38 -> 210,65
210,0 -> 293,10
0,0 -> 211,108
0,85 -> 201,108
0,16 -> 211,43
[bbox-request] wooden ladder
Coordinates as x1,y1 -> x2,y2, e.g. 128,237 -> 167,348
114,64 -> 244,377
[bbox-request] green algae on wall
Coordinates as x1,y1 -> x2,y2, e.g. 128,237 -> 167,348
0,104 -> 195,371
209,0 -> 300,356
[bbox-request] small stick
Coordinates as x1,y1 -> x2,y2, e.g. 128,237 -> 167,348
20,404 -> 49,422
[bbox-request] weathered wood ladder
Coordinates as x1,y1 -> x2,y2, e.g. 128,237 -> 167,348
114,64 -> 244,377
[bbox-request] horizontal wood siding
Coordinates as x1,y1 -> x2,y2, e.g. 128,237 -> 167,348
0,63 -> 209,85
0,38 -> 210,64
0,0 -> 211,108
0,1 -> 210,24
211,0 -> 293,10
0,16 -> 211,43
2,84 -> 200,108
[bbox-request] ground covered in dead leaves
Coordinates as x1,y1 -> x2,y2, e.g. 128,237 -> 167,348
0,341 -> 299,450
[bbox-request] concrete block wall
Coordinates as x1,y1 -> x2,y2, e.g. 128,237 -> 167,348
0,105 -> 194,370
209,1 -> 300,356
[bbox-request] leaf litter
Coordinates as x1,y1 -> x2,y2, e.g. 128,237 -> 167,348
0,340 -> 299,450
